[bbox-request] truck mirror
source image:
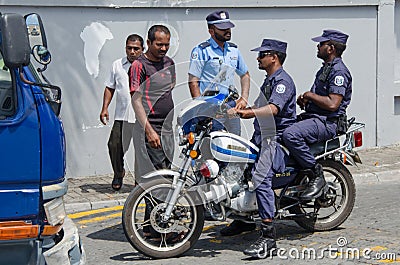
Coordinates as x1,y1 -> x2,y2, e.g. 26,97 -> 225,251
0,13 -> 31,68
24,13 -> 47,49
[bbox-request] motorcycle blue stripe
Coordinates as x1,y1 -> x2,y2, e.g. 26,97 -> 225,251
211,143 -> 258,160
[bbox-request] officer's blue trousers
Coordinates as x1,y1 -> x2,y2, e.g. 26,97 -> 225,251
253,141 -> 276,220
282,117 -> 336,169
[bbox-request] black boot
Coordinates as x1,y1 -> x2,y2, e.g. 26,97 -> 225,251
243,222 -> 277,258
300,163 -> 326,200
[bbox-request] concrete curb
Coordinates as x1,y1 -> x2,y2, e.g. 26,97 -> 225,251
65,169 -> 400,214
352,169 -> 400,185
66,199 -> 126,214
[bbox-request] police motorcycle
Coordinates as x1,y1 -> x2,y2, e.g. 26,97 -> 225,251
122,86 -> 365,259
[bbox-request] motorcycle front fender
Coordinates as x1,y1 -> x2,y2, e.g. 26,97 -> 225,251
141,169 -> 181,185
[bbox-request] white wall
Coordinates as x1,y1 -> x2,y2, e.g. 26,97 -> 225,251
0,0 -> 397,177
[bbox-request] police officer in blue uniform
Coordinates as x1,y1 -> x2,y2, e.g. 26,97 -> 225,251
188,10 -> 250,135
229,39 -> 297,258
282,29 -> 352,200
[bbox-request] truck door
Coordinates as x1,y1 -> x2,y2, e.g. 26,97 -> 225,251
0,51 -> 41,221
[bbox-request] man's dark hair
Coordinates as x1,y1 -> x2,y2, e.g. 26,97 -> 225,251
147,25 -> 170,43
327,40 -> 347,57
126,34 -> 144,48
268,51 -> 287,65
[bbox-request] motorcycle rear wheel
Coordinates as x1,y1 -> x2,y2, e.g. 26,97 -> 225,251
290,159 -> 355,232
122,177 -> 205,259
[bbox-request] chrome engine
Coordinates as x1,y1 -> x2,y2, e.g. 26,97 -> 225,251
204,162 -> 258,213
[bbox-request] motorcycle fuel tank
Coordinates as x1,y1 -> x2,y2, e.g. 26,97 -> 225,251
210,131 -> 259,163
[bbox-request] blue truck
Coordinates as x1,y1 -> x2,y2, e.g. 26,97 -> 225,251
0,13 -> 85,264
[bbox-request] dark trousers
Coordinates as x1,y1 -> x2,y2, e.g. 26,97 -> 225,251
282,117 -> 336,169
132,122 -> 174,182
107,120 -> 134,177
253,142 -> 276,220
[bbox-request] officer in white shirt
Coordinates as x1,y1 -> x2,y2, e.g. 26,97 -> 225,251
100,34 -> 144,190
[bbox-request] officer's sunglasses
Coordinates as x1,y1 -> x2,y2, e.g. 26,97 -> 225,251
258,51 -> 274,59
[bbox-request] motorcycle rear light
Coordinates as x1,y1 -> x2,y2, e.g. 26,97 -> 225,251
199,163 -> 211,178
353,131 -> 363,147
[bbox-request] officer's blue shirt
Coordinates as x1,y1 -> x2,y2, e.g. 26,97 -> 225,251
188,37 -> 248,95
306,57 -> 352,118
253,67 -> 297,138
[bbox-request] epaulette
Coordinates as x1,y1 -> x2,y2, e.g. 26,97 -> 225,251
227,42 -> 237,48
199,41 -> 210,49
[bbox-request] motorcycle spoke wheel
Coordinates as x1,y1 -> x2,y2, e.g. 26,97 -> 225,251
122,177 -> 204,259
290,160 -> 356,232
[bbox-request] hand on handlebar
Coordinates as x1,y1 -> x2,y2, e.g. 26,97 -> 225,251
226,108 -> 239,119
234,97 -> 247,110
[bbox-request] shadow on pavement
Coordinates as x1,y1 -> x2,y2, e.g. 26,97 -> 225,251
78,183 -> 135,194
88,220 -> 344,261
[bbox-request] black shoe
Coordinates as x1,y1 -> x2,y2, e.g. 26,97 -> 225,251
300,164 -> 326,200
220,220 -> 256,236
243,222 -> 277,258
243,236 -> 277,258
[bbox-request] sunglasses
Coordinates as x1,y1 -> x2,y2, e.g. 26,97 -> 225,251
258,52 -> 274,59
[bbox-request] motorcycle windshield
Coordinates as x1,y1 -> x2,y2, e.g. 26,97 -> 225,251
178,91 -> 227,134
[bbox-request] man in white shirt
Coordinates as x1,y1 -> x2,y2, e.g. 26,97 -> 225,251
100,34 -> 144,190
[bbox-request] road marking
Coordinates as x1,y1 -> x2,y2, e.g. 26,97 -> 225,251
68,204 -> 146,219
70,206 -> 228,230
68,206 -> 123,219
77,212 -> 122,224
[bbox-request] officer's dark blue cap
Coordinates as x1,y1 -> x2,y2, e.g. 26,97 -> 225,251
206,10 -> 235,30
312,29 -> 349,44
251,39 -> 287,54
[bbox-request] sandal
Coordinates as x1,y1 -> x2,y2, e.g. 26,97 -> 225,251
111,170 -> 125,191
111,177 -> 123,191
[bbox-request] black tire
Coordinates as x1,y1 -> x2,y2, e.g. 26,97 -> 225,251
291,159 -> 356,232
122,177 -> 205,259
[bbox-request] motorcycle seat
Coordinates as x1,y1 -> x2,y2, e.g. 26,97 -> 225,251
309,138 -> 340,156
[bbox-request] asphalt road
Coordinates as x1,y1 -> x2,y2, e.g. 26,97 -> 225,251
71,180 -> 400,265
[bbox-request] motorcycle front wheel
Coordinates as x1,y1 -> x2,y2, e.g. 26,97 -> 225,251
290,159 -> 356,232
122,177 -> 205,259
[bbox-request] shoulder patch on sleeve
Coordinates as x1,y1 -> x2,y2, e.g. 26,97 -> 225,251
191,51 -> 198,60
334,76 -> 344,86
227,42 -> 237,48
199,41 -> 210,49
276,84 -> 286,94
